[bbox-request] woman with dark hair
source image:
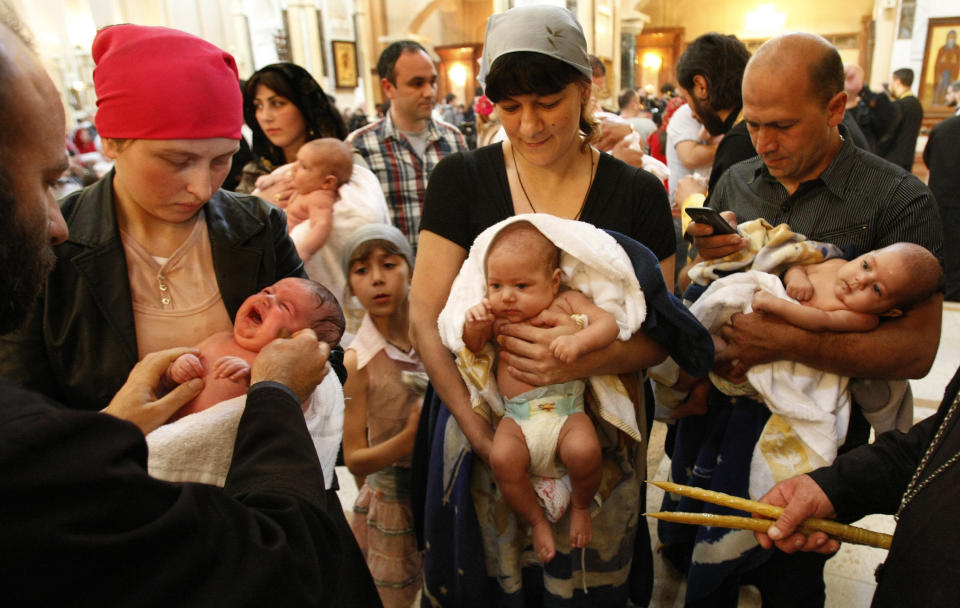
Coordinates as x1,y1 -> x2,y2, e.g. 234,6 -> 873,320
237,62 -> 347,202
409,5 -> 686,606
237,63 -> 390,311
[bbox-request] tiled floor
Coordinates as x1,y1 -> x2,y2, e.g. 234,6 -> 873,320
909,300 -> 960,408
336,302 -> 960,607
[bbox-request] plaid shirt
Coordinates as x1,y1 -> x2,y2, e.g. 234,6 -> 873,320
347,112 -> 467,251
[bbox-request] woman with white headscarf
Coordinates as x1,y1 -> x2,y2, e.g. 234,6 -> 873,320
409,5 -> 676,605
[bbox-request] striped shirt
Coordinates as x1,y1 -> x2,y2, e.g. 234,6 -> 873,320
708,131 -> 943,256
347,112 -> 467,251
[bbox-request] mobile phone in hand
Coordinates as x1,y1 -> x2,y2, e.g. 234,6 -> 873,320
685,207 -> 737,235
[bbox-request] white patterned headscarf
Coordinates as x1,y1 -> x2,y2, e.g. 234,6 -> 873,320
477,5 -> 592,91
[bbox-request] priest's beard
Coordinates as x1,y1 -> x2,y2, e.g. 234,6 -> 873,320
0,184 -> 56,335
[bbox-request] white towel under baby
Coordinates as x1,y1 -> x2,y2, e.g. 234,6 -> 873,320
146,372 -> 345,489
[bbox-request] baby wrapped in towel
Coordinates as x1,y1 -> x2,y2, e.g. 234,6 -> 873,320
653,237 -> 942,496
147,277 -> 346,487
461,220 -> 621,563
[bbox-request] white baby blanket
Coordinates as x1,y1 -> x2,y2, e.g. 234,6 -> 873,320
146,372 -> 345,489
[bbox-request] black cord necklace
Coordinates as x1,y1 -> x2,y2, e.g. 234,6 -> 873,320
384,337 -> 412,353
510,144 -> 595,219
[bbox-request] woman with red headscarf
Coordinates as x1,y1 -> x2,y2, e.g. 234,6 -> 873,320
0,24 -> 308,412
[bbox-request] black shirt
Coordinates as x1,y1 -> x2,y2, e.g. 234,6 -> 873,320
421,144 -> 675,262
0,381 -> 381,607
811,367 -> 960,608
706,120 -> 757,198
708,131 -> 942,256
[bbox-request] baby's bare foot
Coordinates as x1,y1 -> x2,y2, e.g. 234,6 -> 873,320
569,506 -> 593,549
532,521 -> 556,563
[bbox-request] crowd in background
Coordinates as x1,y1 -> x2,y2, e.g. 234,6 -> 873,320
3,4 -> 959,608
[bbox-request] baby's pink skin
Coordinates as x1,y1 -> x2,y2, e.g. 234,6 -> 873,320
212,356 -> 250,382
168,353 -> 204,384
551,334 -> 584,363
164,278 -> 327,422
164,334 -> 257,422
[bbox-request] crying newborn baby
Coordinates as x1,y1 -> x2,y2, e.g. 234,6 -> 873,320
160,277 -> 344,421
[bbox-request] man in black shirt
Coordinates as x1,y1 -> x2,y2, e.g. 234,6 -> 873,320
674,32 -> 942,607
756,365 -> 960,608
881,68 -> 924,171
924,89 -> 960,301
844,63 -> 900,154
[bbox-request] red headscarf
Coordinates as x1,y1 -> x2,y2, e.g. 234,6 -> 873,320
92,24 -> 241,140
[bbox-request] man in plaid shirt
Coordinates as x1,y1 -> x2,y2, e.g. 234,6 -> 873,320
348,41 -> 467,252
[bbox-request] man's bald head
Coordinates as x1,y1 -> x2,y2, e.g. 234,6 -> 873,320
747,32 -> 844,108
741,33 -> 847,192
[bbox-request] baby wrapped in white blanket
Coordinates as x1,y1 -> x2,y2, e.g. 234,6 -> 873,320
681,270 -> 852,499
438,214 -> 647,521
653,237 -> 941,498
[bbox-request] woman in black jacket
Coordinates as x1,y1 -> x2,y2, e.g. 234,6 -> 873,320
0,25 -> 306,412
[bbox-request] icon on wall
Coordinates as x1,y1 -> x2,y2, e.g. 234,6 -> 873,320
919,17 -> 960,116
332,40 -> 358,89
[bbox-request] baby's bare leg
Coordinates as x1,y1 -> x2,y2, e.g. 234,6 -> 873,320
556,412 -> 601,549
489,418 -> 556,563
